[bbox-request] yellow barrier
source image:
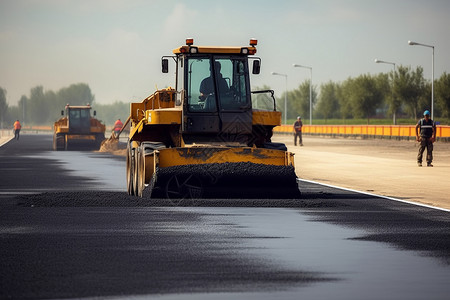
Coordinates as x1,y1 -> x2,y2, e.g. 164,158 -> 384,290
22,125 -> 53,131
13,124 -> 450,138
274,124 -> 450,138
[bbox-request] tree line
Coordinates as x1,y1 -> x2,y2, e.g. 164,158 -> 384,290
270,66 -> 450,125
1,66 -> 450,129
0,83 -> 129,129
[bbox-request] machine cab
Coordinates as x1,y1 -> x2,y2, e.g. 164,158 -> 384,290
64,105 -> 93,134
164,39 -> 260,145
186,57 -> 250,113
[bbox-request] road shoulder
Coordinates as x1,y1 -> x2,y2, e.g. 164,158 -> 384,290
273,134 -> 450,210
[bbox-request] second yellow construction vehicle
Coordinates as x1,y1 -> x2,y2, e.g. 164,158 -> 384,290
126,39 -> 299,199
53,104 -> 105,151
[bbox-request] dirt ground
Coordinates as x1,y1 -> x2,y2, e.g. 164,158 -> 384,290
273,134 -> 450,210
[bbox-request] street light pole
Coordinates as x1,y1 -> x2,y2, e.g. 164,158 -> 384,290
408,40 -> 435,120
271,72 -> 288,125
375,59 -> 396,124
293,64 -> 313,125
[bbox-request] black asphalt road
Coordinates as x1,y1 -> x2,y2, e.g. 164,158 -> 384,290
0,134 -> 449,300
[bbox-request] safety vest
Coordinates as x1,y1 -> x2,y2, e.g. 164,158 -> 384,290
418,118 -> 435,138
114,120 -> 123,131
13,121 -> 21,130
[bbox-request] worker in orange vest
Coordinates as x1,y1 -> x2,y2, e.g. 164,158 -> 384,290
13,120 -> 22,140
113,119 -> 123,138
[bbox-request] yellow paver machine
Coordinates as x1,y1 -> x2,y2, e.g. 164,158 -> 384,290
53,104 -> 105,151
127,39 -> 299,199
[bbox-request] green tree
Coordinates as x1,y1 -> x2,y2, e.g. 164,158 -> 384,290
374,73 -> 391,121
392,66 -> 426,119
349,74 -> 383,124
6,106 -> 20,125
28,86 -> 48,124
17,83 -> 96,125
17,95 -> 29,125
95,101 -> 130,126
316,81 -> 340,122
336,79 -> 353,121
0,87 -> 8,128
273,90 -> 288,123
26,86 -> 59,124
385,71 -> 402,124
435,72 -> 450,120
419,82 -> 432,117
57,83 -> 95,107
289,80 -> 317,123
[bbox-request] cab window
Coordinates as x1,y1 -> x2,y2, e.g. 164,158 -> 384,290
186,57 -> 249,112
187,58 -> 214,112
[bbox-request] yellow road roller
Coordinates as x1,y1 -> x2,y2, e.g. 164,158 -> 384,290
53,104 -> 105,151
126,39 -> 299,199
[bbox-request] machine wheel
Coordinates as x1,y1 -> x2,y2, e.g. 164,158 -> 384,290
53,133 -> 65,151
95,134 -> 105,150
65,137 -> 70,151
126,143 -> 135,196
132,145 -> 140,196
165,174 -> 203,202
140,142 -> 166,198
52,134 -> 57,150
136,144 -> 146,198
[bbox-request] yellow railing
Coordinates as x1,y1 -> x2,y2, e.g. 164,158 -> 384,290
274,124 -> 450,138
9,124 -> 450,138
22,125 -> 53,131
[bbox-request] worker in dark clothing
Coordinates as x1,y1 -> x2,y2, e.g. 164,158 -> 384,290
199,61 -> 229,100
415,110 -> 436,167
293,116 -> 303,146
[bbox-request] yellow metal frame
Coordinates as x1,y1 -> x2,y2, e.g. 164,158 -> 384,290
141,146 -> 295,185
252,110 -> 281,126
173,46 -> 256,55
66,135 -> 96,141
53,115 -> 105,135
145,109 -> 182,125
128,109 -> 182,141
157,147 -> 294,168
130,88 -> 177,123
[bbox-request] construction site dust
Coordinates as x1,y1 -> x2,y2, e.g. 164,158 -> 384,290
98,137 -> 127,156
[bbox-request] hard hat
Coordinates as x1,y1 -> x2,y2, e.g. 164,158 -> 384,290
297,116 -> 301,119
424,110 -> 430,116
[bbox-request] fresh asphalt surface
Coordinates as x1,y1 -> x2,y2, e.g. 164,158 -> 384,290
1,134 -> 449,300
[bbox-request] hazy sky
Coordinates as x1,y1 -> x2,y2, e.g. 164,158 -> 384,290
1,0 -> 449,105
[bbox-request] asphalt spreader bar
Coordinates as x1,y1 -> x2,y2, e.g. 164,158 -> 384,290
154,162 -> 301,199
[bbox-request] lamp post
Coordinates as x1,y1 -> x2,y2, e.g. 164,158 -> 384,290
293,64 -> 313,125
408,40 -> 435,120
375,59 -> 397,124
271,72 -> 288,125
